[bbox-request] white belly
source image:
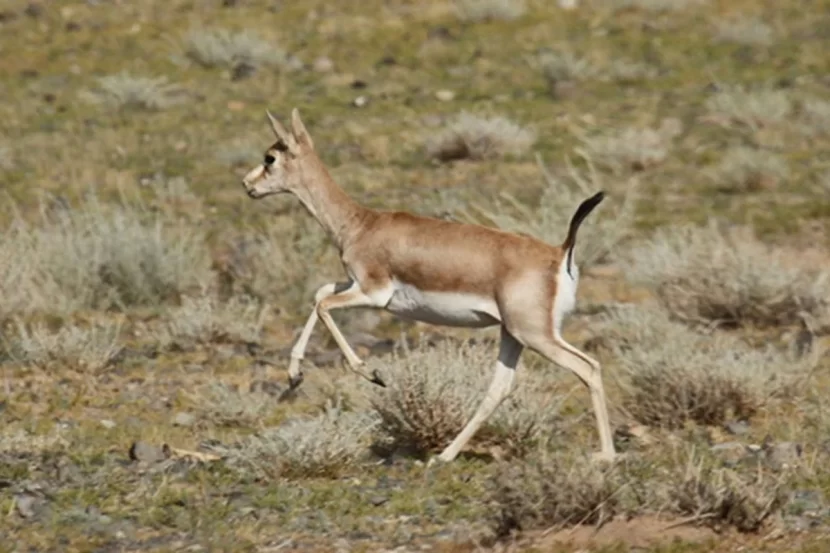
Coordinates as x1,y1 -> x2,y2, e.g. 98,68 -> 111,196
552,259 -> 578,337
385,281 -> 500,328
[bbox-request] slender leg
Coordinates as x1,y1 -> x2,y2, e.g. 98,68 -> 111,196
434,327 -> 524,463
529,336 -> 616,461
316,285 -> 389,387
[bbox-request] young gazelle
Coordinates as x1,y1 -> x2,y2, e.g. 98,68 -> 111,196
241,108 -> 616,463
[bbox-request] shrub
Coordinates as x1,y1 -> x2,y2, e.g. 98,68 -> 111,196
455,0 -> 526,22
182,28 -> 288,71
714,18 -> 775,47
578,119 -> 682,174
539,51 -> 595,86
187,382 -> 277,428
80,72 -> 187,110
595,303 -> 816,428
5,318 -> 123,372
368,338 -> 564,458
705,86 -> 792,132
624,223 -> 830,327
707,146 -> 789,192
425,112 -> 536,162
604,0 -> 707,12
163,294 -> 269,346
0,142 -> 13,170
469,153 -> 638,269
800,98 -> 830,136
488,450 -> 624,537
230,401 -> 379,479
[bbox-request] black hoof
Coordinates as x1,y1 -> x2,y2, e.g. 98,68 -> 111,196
288,373 -> 304,390
370,369 -> 387,388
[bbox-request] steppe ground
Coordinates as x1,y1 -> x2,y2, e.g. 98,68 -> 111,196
3,0 -> 830,551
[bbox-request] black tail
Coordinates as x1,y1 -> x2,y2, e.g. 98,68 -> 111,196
561,191 -> 605,278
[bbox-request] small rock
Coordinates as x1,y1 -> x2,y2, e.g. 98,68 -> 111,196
129,441 -> 166,463
313,56 -> 334,73
435,89 -> 455,102
724,420 -> 750,436
172,412 -> 196,427
764,442 -> 803,471
353,95 -> 368,108
14,494 -> 39,518
100,419 -> 116,430
369,495 -> 389,506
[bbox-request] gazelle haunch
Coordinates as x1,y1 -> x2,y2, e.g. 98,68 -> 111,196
241,108 -> 616,463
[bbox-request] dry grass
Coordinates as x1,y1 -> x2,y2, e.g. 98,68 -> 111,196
4,318 -> 123,372
595,303 -> 816,428
187,382 -> 277,428
604,0 -> 707,12
0,142 -> 13,171
80,72 -> 188,111
470,153 -> 639,269
161,294 -> 270,347
707,146 -> 789,192
0,426 -> 69,456
539,51 -> 595,85
454,0 -> 527,22
368,338 -> 564,458
705,86 -> 793,132
488,450 -> 622,537
425,112 -> 536,162
181,28 -> 289,72
577,119 -> 683,174
800,98 -> 830,136
229,401 -> 379,479
714,18 -> 775,46
625,223 -> 830,328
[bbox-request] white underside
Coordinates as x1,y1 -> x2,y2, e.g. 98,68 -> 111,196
384,280 -> 500,328
552,258 -> 578,338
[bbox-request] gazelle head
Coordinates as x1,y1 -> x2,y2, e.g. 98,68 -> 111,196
242,108 -> 315,199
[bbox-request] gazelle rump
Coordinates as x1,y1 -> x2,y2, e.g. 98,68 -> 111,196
241,108 -> 616,463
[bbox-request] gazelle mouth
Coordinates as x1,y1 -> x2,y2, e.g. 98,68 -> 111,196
246,188 -> 263,199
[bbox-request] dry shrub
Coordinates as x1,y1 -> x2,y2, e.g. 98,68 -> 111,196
577,119 -> 682,174
230,402 -> 379,479
0,426 -> 69,456
707,146 -> 789,192
455,0 -> 526,22
705,86 -> 792,132
215,216 -> 343,320
669,452 -> 790,531
604,0 -> 707,12
187,382 -> 276,428
162,294 -> 269,346
488,451 -> 624,537
4,318 -> 123,371
800,98 -> 830,136
596,303 -> 816,428
0,192 -> 213,318
426,112 -> 536,162
714,18 -> 775,46
625,223 -> 830,327
368,338 -> 564,458
469,153 -> 638,269
539,51 -> 595,86
0,142 -> 13,171
80,72 -> 187,110
182,28 -> 288,71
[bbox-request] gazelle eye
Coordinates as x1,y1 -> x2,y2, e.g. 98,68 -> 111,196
264,154 -> 276,165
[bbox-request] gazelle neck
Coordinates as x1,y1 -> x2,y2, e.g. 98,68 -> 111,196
291,156 -> 368,251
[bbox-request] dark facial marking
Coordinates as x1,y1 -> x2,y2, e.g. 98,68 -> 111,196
264,154 -> 275,165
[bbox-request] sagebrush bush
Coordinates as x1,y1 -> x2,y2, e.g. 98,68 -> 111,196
187,382 -> 276,428
596,303 -> 816,428
605,0 -> 706,11
80,72 -> 187,110
469,153 -> 638,269
488,451 -> 624,537
5,318 -> 123,372
231,402 -> 379,479
539,51 -> 595,85
455,0 -> 526,21
426,112 -> 536,162
714,18 -> 775,46
800,98 -> 830,136
705,86 -> 792,132
707,146 -> 789,192
183,28 -> 288,71
578,119 -> 682,174
162,294 -> 269,346
624,223 -> 830,327
368,338 -> 564,458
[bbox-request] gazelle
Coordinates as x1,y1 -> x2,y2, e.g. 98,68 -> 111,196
241,108 -> 616,463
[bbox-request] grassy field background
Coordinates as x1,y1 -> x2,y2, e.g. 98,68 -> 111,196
3,0 -> 830,551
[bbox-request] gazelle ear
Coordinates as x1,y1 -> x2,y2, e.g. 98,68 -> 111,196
290,107 -> 314,150
266,110 -> 297,150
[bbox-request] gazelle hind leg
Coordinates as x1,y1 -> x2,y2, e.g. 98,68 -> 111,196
527,336 -> 615,461
433,327 -> 524,464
